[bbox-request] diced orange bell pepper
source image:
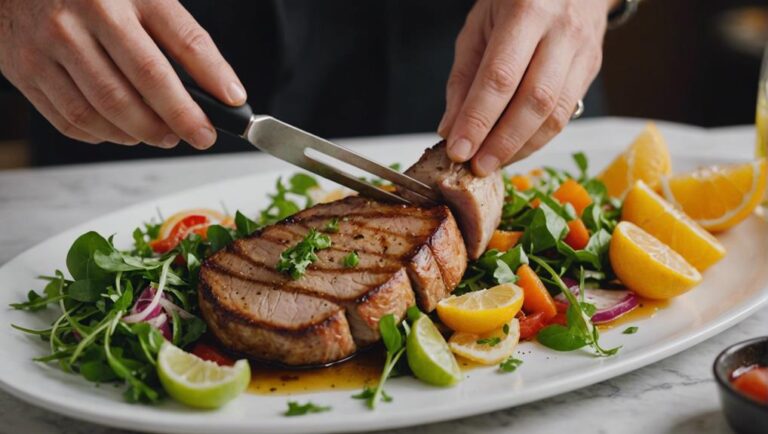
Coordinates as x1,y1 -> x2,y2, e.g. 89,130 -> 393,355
509,174 -> 533,191
564,219 -> 590,250
516,264 -> 557,320
487,230 -> 523,252
552,179 -> 593,217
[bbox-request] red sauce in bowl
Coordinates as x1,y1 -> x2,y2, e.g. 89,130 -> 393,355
731,364 -> 768,404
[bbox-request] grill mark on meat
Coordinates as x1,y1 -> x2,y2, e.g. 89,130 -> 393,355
199,195 -> 467,365
210,251 -> 398,305
199,268 -> 342,333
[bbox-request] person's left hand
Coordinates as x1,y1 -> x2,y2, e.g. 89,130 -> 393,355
438,0 -> 615,176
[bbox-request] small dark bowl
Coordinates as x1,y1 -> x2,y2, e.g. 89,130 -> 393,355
713,337 -> 768,434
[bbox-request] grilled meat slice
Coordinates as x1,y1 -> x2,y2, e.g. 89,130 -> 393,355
199,267 -> 356,366
401,141 -> 505,259
199,196 -> 467,366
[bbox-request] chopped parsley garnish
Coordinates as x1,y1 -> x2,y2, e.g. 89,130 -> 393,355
276,229 -> 332,280
284,401 -> 331,416
476,337 -> 501,347
499,357 -> 523,373
503,323 -> 510,335
342,251 -> 360,268
323,217 -> 340,233
351,386 -> 392,403
622,326 -> 639,335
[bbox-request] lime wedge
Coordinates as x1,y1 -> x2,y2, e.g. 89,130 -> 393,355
157,341 -> 250,409
406,315 -> 462,386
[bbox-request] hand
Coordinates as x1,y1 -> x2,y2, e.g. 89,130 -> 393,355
0,0 -> 246,148
438,0 -> 613,176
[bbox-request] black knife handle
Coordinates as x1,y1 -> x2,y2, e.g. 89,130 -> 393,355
183,81 -> 253,136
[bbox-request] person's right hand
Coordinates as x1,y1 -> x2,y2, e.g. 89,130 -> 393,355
0,0 -> 246,148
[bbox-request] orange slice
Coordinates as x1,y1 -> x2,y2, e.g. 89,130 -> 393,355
658,159 -> 766,232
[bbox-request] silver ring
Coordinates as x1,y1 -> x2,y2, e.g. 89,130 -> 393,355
571,99 -> 584,120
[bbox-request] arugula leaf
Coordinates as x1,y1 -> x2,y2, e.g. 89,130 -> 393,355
284,401 -> 331,417
288,173 -> 319,196
379,314 -> 403,353
499,357 -> 523,373
358,312 -> 411,409
66,232 -> 113,282
10,277 -> 64,311
351,386 -> 392,404
235,211 -> 259,237
206,225 -> 234,253
531,257 -> 620,357
276,229 -> 331,280
520,203 -> 568,253
537,323 -> 588,351
573,152 -> 589,181
622,326 -> 639,335
455,245 -> 529,294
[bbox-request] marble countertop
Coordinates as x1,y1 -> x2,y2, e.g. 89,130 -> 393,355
0,119 -> 764,434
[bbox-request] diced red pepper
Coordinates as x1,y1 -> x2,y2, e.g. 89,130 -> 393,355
149,215 -> 210,253
518,312 -> 548,341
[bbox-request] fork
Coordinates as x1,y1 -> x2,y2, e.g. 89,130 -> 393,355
184,83 -> 440,206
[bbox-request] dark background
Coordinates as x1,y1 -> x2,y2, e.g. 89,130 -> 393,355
0,0 -> 766,169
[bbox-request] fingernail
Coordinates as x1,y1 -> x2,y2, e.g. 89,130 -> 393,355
449,137 -> 473,161
476,154 -> 499,175
226,82 -> 247,105
192,127 -> 216,149
161,133 -> 180,148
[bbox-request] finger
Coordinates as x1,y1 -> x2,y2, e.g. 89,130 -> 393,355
51,17 -> 179,148
140,0 -> 246,106
94,15 -> 216,149
509,46 -> 601,164
471,32 -> 577,176
36,61 -> 139,145
19,85 -> 101,144
446,12 -> 546,163
439,7 -> 485,142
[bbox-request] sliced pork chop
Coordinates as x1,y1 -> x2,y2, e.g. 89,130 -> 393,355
401,141 -> 505,259
199,196 -> 467,366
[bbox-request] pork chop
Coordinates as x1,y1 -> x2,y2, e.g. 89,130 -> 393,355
199,196 -> 467,366
401,141 -> 505,259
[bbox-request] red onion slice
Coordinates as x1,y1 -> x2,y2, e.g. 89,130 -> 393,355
556,286 -> 639,324
124,286 -> 164,323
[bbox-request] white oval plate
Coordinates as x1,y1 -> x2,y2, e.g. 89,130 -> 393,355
1,123 -> 767,434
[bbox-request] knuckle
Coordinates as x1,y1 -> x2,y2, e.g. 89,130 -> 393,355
548,104 -> 571,133
177,23 -> 213,56
134,56 -> 169,89
483,60 -> 520,94
489,132 -> 524,161
446,68 -> 472,92
45,13 -> 76,46
63,101 -> 96,128
527,84 -> 557,117
93,82 -> 131,117
461,109 -> 494,136
164,104 -> 199,135
562,15 -> 586,37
